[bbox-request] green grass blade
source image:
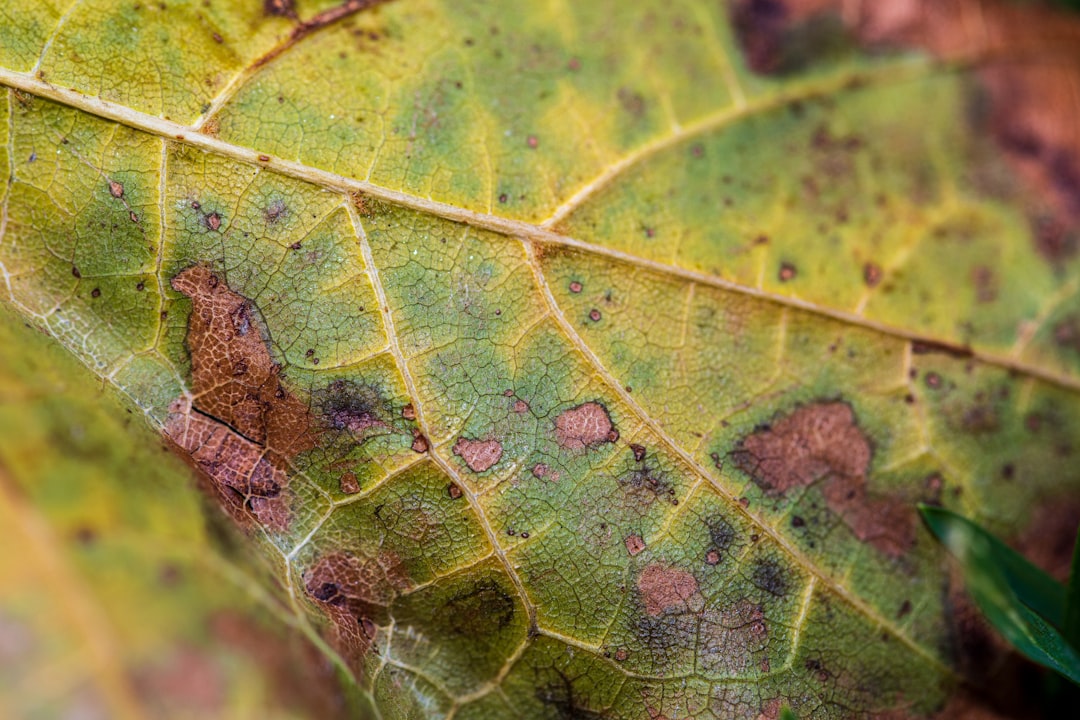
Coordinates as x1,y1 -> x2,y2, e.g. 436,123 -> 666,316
920,505 -> 1080,685
920,505 -> 1066,625
1065,526 -> 1080,650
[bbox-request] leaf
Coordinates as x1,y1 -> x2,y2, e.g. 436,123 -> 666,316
920,505 -> 1067,627
2,0 -> 1080,718
0,309 -> 354,718
920,505 -> 1080,684
1066,527 -> 1080,650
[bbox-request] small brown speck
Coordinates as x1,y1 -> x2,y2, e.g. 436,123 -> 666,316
339,472 -> 360,495
206,212 -> 222,231
614,648 -> 628,662
108,180 -> 124,198
90,288 -> 101,299
589,309 -> 601,322
72,266 -> 81,279
569,281 -> 583,293
135,281 -> 145,291
778,262 -> 797,282
864,262 -> 883,287
212,32 -> 224,43
447,483 -> 463,499
411,431 -> 429,453
630,443 -> 646,462
526,135 -> 538,149
925,372 -> 942,390
624,534 -> 646,556
498,193 -> 508,203
258,155 -> 270,162
705,549 -> 721,566
402,403 -> 416,420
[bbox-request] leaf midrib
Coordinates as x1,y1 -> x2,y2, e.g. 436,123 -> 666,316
3,63 -> 1070,393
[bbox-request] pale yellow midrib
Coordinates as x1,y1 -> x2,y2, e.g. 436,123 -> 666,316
2,65 -> 1075,395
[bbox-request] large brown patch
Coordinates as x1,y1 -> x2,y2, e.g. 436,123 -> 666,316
554,401 -> 617,449
732,402 -> 915,557
637,564 -> 700,616
164,266 -> 316,530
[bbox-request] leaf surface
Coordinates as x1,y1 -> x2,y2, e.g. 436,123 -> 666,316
2,1 -> 1080,718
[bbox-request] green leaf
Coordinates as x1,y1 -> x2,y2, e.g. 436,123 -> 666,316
780,707 -> 799,720
921,505 -> 1067,627
2,1 -> 1080,718
1066,527 -> 1080,650
920,505 -> 1080,685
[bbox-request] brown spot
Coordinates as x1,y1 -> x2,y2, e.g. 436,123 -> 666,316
630,443 -> 647,462
90,288 -> 101,299
205,212 -> 222,231
614,648 -> 628,662
169,266 -> 315,457
264,199 -> 287,224
447,483 -> 463,499
512,399 -> 529,413
637,564 -> 699,616
588,308 -> 602,322
303,552 -> 409,671
863,262 -> 882,287
554,401 -> 615,450
569,281 -> 583,293
258,154 -> 271,163
410,430 -> 428,453
71,265 -> 81,279
164,399 -> 290,531
108,180 -> 124,198
778,262 -> 797,282
625,534 -> 646,556
401,403 -> 416,420
925,372 -> 943,389
531,463 -> 559,482
526,135 -> 539,148
264,0 -> 297,18
339,471 -> 360,495
164,266 -> 318,529
705,549 -> 721,566
452,437 -> 503,472
732,402 -> 916,557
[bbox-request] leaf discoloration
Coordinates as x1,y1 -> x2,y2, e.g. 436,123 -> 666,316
733,402 -> 916,557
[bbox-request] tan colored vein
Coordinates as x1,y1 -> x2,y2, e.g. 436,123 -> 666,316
345,201 -> 539,633
539,58 -> 927,229
1,65 -> 1072,394
521,240 -> 957,681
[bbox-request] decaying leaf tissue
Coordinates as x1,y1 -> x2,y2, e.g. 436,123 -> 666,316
1,0 -> 1080,717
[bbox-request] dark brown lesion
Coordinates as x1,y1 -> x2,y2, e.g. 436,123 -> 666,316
731,401 -> 916,557
164,265 -> 316,531
302,552 -> 410,673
